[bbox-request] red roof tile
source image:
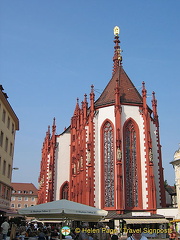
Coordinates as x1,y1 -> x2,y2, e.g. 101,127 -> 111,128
11,183 -> 38,196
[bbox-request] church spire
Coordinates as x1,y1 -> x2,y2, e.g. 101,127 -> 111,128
113,26 -> 122,75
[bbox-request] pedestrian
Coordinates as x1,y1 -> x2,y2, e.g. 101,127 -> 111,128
1,218 -> 10,240
93,223 -> 110,240
78,225 -> 89,240
126,225 -> 147,240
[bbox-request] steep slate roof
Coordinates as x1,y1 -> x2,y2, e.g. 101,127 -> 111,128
95,66 -> 142,108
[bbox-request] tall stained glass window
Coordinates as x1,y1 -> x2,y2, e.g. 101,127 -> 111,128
61,182 -> 69,200
103,121 -> 114,207
124,120 -> 139,208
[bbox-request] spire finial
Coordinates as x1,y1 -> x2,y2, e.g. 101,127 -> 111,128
52,117 -> 56,134
113,26 -> 122,75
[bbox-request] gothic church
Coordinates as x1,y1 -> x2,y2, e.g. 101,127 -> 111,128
38,27 -> 166,215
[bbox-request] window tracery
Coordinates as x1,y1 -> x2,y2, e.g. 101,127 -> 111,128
125,120 -> 138,208
103,121 -> 114,207
61,182 -> 69,200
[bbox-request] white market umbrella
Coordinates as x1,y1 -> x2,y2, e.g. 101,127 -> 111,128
18,199 -> 108,222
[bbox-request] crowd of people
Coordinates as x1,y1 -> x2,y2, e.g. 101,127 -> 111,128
0,219 -> 64,240
0,218 -> 179,240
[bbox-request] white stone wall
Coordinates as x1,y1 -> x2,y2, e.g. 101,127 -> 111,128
121,105 -> 148,209
94,104 -> 151,209
54,132 -> 70,200
94,106 -> 115,208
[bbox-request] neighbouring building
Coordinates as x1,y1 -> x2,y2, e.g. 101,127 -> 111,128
0,85 -> 19,215
165,185 -> 177,208
38,27 -> 167,216
170,145 -> 180,229
11,183 -> 38,211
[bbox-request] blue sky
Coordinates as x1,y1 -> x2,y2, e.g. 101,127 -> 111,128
0,0 -> 179,187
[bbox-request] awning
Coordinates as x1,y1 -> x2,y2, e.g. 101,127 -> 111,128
125,218 -> 169,224
170,219 -> 180,223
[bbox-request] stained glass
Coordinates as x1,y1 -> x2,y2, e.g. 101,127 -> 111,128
103,122 -> 114,207
125,120 -> 138,208
62,183 -> 69,200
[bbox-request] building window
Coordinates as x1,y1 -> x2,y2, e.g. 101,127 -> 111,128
18,197 -> 22,201
10,143 -> 13,156
24,197 -> 28,201
12,123 -> 14,134
6,189 -> 10,200
7,116 -> 10,129
17,204 -> 21,208
11,196 -> 15,201
124,119 -> 139,209
29,191 -> 33,194
0,131 -> 4,147
2,109 -> 6,122
7,164 -> 11,178
5,138 -> 8,152
3,160 -> 6,175
24,204 -> 28,208
12,190 -> 16,193
102,121 -> 114,207
31,197 -> 35,201
11,203 -> 15,208
18,190 -> 22,193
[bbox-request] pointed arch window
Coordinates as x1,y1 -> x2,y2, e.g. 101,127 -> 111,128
102,121 -> 114,207
61,182 -> 69,200
124,120 -> 139,208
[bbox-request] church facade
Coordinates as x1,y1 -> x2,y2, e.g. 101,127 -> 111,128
38,27 -> 166,214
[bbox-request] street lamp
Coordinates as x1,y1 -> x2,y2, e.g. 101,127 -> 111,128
12,167 -> 19,170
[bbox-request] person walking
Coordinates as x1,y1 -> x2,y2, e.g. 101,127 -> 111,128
1,219 -> 10,240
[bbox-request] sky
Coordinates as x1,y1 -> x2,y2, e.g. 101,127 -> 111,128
0,0 -> 179,188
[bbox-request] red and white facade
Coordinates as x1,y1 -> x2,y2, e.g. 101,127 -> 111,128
38,29 -> 166,214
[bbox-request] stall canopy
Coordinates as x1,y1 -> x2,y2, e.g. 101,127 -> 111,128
18,199 -> 108,222
125,218 -> 169,224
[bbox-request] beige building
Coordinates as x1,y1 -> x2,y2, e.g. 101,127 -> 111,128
0,85 -> 19,215
170,145 -> 180,231
11,183 -> 38,211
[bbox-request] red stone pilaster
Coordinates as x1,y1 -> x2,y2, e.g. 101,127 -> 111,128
152,92 -> 166,207
86,85 -> 95,206
142,82 -> 156,213
114,78 -> 123,213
